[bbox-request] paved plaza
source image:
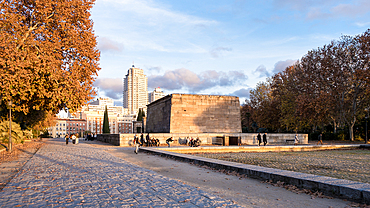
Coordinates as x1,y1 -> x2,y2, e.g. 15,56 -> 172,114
0,139 -> 240,207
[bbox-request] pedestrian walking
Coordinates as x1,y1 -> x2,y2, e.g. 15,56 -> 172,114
317,133 -> 323,145
263,133 -> 267,146
257,133 -> 262,146
65,134 -> 69,145
133,134 -> 141,154
140,133 -> 144,147
72,134 -> 76,144
166,137 -> 174,147
294,134 -> 299,145
146,133 -> 150,147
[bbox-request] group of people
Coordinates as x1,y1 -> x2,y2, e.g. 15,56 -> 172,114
185,137 -> 201,147
257,133 -> 268,146
133,133 -> 161,154
132,132 -> 325,152
85,133 -> 96,141
65,134 -> 79,145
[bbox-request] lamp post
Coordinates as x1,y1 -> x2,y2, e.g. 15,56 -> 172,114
8,100 -> 12,152
366,108 -> 369,144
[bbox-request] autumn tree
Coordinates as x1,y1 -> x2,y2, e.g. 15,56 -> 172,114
247,79 -> 281,132
271,64 -> 308,132
331,35 -> 369,141
0,0 -> 100,128
32,110 -> 57,137
271,31 -> 370,140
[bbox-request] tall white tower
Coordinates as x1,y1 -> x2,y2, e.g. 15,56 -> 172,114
123,65 -> 148,115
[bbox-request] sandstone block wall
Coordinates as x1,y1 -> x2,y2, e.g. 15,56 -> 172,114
146,96 -> 172,133
146,94 -> 242,133
97,133 -> 308,146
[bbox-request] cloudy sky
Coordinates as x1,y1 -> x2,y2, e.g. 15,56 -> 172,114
91,0 -> 370,105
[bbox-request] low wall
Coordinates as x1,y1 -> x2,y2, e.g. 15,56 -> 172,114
140,147 -> 370,204
97,134 -> 120,146
97,133 -> 308,147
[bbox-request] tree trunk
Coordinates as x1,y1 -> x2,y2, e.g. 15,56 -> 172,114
349,121 -> 355,141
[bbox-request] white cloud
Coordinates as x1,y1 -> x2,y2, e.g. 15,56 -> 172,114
355,22 -> 370,27
331,0 -> 370,17
231,88 -> 252,99
272,59 -> 297,74
253,65 -> 270,78
272,0 -> 370,20
93,0 -> 218,53
148,68 -> 247,93
210,46 -> 232,58
94,78 -> 122,99
97,37 -> 123,53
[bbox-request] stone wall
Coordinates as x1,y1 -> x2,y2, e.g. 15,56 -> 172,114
146,96 -> 172,133
146,94 -> 242,133
97,133 -> 308,147
97,134 -> 120,146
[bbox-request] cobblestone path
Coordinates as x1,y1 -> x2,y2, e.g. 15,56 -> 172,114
0,139 -> 240,207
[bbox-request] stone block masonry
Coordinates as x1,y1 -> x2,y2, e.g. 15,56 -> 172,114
97,133 -> 308,146
146,94 -> 242,133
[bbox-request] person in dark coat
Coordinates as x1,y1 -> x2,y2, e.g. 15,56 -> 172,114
140,133 -> 144,147
317,133 -> 323,145
166,137 -> 174,147
257,133 -> 262,146
263,133 -> 267,146
65,134 -> 69,145
146,133 -> 150,147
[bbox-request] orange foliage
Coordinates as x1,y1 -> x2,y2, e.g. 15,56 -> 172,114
0,0 -> 100,118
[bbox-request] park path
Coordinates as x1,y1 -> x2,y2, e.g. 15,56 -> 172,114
0,138 -> 240,207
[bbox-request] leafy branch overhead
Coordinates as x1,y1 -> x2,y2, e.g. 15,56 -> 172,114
0,0 -> 100,126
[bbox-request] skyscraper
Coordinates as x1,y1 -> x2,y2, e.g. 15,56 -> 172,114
123,65 -> 148,115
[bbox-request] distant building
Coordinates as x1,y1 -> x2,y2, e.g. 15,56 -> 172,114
81,97 -> 135,134
81,97 -> 124,115
148,87 -> 166,103
48,118 -> 86,138
123,65 -> 148,115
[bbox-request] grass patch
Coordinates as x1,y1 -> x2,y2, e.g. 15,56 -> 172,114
194,149 -> 370,184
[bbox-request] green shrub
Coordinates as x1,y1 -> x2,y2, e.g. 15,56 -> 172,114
0,120 -> 25,144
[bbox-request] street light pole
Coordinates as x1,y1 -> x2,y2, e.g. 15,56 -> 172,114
366,108 -> 369,144
8,100 -> 12,152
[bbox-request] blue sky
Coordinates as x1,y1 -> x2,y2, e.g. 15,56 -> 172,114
90,0 -> 370,105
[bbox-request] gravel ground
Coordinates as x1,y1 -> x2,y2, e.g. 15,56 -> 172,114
194,148 -> 370,184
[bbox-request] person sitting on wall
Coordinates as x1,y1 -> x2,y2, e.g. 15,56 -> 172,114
155,138 -> 160,146
166,137 -> 174,147
189,138 -> 194,147
193,137 -> 201,147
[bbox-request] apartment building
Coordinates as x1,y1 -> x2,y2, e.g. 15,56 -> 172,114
123,65 -> 148,115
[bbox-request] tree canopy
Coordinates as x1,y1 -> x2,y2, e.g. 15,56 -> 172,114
0,0 -> 100,127
242,29 -> 370,141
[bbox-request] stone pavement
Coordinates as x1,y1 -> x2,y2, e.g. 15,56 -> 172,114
0,138 -> 241,207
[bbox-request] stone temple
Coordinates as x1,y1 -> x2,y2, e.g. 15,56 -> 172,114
146,94 -> 242,133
